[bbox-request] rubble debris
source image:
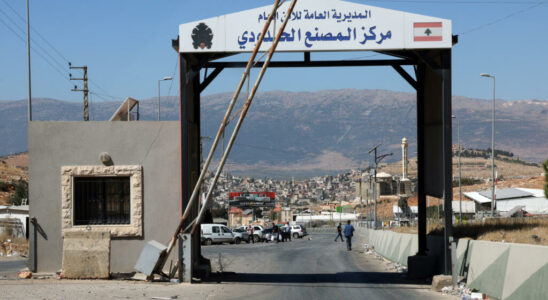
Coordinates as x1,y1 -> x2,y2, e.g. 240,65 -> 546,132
431,275 -> 453,291
18,271 -> 32,279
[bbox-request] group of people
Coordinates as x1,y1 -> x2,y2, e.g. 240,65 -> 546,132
335,220 -> 355,251
271,222 -> 292,243
246,222 -> 292,244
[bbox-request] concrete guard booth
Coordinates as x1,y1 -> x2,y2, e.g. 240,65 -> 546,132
29,0 -> 455,278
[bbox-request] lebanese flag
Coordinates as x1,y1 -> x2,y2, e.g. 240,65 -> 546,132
414,22 -> 442,42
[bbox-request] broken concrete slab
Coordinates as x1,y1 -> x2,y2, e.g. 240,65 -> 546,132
62,231 -> 110,279
431,275 -> 453,291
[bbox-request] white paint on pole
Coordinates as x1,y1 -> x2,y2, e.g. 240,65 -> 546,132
179,0 -> 452,54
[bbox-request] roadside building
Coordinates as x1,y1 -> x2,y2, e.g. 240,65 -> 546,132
228,207 -> 253,228
464,188 -> 548,215
0,205 -> 28,238
29,115 -> 182,273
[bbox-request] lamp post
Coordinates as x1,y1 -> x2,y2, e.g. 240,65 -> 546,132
452,115 -> 462,222
480,73 -> 496,217
157,76 -> 173,121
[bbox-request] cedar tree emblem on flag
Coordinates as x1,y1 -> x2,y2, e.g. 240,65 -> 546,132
414,22 -> 442,42
192,23 -> 213,49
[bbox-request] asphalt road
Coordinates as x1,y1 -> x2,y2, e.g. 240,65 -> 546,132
0,234 -> 448,299
0,256 -> 27,279
200,233 -> 445,300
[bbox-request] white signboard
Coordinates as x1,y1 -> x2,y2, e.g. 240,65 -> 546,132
179,0 -> 452,53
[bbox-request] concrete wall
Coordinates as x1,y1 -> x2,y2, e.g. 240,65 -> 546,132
457,239 -> 548,300
361,227 -> 548,300
362,229 -> 445,274
29,121 -> 181,273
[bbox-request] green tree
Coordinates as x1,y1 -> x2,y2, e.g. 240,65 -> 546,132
9,179 -> 28,206
542,159 -> 548,198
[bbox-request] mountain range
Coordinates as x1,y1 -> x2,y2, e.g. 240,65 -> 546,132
1,89 -> 547,177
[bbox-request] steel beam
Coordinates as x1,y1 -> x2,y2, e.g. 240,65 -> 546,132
392,65 -> 417,90
441,49 -> 453,275
200,67 -> 224,93
415,64 -> 427,256
205,59 -> 414,69
179,54 -> 202,277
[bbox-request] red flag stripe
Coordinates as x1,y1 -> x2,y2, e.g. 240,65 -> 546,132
414,22 -> 442,28
414,36 -> 443,42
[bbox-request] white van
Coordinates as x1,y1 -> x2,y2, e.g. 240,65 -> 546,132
201,224 -> 235,245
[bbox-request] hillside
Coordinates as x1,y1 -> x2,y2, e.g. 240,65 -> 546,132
0,153 -> 28,205
1,89 -> 547,176
379,149 -> 543,181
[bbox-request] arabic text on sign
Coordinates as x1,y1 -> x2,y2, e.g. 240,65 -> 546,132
237,26 -> 392,49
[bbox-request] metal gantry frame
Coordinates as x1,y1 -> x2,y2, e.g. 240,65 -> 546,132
175,38 -> 457,276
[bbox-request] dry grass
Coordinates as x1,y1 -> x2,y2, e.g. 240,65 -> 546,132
379,156 -> 542,180
393,218 -> 548,246
0,233 -> 29,256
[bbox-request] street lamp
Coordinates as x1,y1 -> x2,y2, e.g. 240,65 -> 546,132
480,73 -> 496,217
452,115 -> 462,222
158,76 -> 173,121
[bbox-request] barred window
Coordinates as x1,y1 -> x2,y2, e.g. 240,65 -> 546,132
74,177 -> 130,225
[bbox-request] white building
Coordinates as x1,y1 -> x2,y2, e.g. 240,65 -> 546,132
0,205 -> 29,237
464,188 -> 548,215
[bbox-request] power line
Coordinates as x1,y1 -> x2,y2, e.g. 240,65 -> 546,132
1,0 -> 70,62
0,6 -> 68,73
364,0 -> 542,4
1,0 -> 121,101
458,1 -> 546,35
0,17 -> 72,85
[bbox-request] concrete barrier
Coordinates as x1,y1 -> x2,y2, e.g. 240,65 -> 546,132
459,239 -> 548,300
62,231 -> 110,279
358,228 -> 548,300
362,229 -> 444,274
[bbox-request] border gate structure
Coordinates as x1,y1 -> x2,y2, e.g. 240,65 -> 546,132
173,0 -> 456,280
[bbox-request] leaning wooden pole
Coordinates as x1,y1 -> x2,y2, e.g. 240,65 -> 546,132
190,0 -> 298,235
164,0 -> 282,257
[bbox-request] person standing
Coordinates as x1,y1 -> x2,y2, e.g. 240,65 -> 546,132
285,222 -> 291,241
334,223 -> 344,242
272,222 -> 279,243
247,224 -> 254,244
343,220 -> 355,251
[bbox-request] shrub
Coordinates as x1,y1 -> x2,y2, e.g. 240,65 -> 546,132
9,179 -> 28,206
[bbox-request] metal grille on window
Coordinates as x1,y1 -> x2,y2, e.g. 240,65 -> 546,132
74,177 -> 130,225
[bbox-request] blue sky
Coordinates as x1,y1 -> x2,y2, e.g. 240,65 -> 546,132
0,0 -> 547,103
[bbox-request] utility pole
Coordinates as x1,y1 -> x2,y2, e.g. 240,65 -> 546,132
26,0 -> 32,122
69,63 -> 89,121
368,144 -> 393,229
359,177 -> 363,222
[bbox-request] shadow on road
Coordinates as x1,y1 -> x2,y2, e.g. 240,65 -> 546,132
205,271 -> 427,286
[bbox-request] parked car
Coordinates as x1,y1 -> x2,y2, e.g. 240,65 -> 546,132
231,228 -> 249,244
291,224 -> 308,239
201,224 -> 235,245
237,225 -> 264,243
261,227 -> 273,242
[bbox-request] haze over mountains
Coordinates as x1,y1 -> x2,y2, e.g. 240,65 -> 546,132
1,89 -> 547,177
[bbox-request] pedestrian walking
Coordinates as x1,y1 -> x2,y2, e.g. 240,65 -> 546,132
343,220 -> 355,251
334,223 -> 344,242
247,224 -> 254,244
273,223 -> 280,243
